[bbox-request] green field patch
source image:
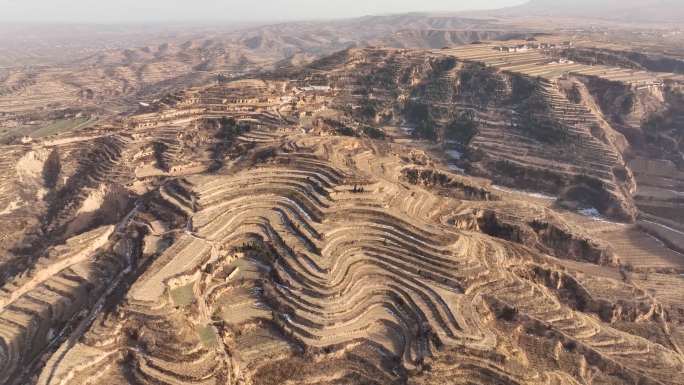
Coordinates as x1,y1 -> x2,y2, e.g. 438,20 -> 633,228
0,116 -> 92,143
31,117 -> 90,138
197,324 -> 218,348
169,282 -> 195,307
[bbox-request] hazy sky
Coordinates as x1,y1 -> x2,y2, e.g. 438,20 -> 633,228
0,0 -> 527,23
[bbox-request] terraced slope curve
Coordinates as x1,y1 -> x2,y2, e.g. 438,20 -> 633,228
31,131 -> 684,385
1,45 -> 684,385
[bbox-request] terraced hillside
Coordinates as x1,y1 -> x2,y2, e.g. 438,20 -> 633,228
280,47 -> 644,220
0,45 -> 683,385
0,14 -> 535,146
15,126 -> 682,385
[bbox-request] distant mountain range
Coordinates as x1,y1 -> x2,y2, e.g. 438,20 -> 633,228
496,0 -> 684,24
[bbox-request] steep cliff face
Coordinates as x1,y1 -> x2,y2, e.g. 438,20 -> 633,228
577,76 -> 665,128
557,78 -> 631,152
641,85 -> 684,166
570,76 -> 684,228
477,210 -> 618,265
574,77 -> 684,175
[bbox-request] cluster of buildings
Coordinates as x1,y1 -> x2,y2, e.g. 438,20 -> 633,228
494,41 -> 574,53
127,81 -> 336,129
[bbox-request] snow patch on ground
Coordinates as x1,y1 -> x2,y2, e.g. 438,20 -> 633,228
577,207 -> 627,226
448,164 -> 465,174
578,207 -> 601,217
491,185 -> 557,201
399,126 -> 415,135
445,149 -> 462,160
